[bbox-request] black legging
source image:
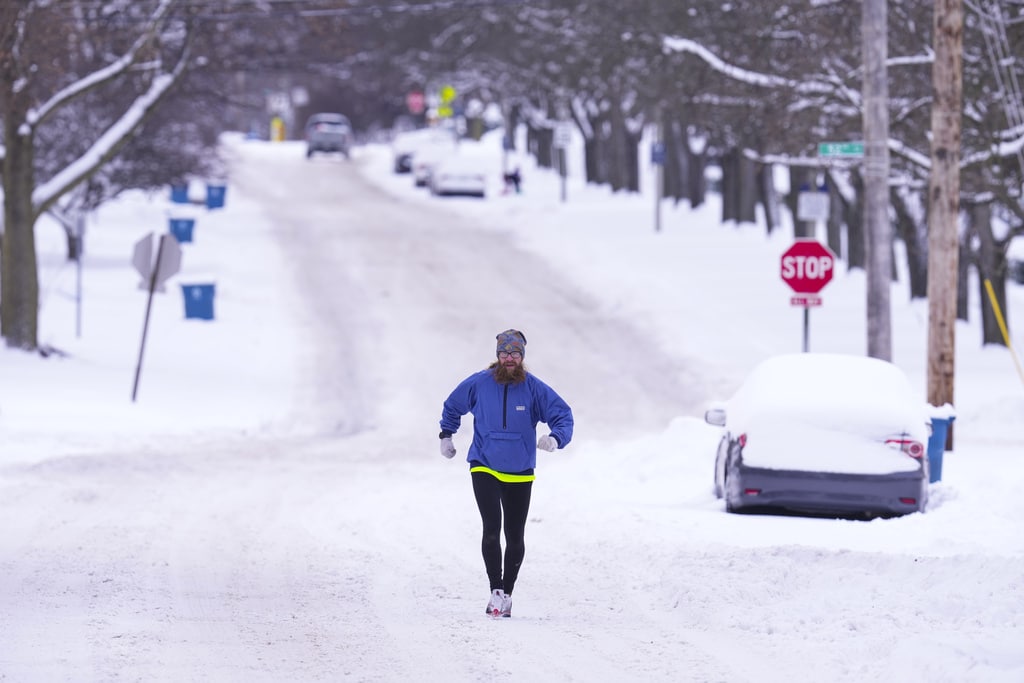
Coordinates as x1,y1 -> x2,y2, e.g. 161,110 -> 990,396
471,470 -> 533,596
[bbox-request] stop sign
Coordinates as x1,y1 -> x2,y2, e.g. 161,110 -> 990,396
780,240 -> 837,294
406,91 -> 425,115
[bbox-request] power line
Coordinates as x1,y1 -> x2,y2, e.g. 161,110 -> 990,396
0,0 -> 527,17
969,0 -> 1024,198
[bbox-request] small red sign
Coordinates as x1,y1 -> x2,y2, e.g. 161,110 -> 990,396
790,295 -> 823,307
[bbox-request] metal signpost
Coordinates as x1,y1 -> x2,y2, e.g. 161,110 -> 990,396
131,232 -> 182,401
75,213 -> 85,338
554,123 -> 572,203
651,140 -> 665,233
781,239 -> 837,352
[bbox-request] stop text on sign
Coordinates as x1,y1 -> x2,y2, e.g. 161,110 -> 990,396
781,254 -> 833,280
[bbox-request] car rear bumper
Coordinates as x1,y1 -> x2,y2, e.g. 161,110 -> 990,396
728,465 -> 927,516
309,143 -> 348,152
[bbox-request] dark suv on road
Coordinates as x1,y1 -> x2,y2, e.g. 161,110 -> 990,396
305,113 -> 352,159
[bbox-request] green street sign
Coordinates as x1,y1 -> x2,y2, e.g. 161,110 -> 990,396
819,142 -> 864,157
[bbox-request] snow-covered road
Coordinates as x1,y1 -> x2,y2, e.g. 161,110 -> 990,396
227,144 -> 706,444
1,141 -> 1019,682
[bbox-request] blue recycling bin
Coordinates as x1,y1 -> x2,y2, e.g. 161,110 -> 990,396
168,217 -> 195,244
170,184 -> 190,204
181,284 -> 215,320
926,416 -> 955,483
206,184 -> 227,209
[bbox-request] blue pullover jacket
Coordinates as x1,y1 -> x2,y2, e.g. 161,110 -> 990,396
440,370 -> 574,474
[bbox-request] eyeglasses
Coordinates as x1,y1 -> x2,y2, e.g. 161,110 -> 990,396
498,351 -> 522,360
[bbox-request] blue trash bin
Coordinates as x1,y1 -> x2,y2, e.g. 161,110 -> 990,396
181,284 -> 215,320
926,415 -> 955,483
169,217 -> 195,244
170,184 -> 190,204
206,184 -> 227,209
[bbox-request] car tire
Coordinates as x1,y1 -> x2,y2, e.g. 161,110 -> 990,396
713,458 -> 723,499
722,466 -> 738,512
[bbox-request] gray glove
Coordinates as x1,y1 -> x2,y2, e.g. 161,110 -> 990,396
537,434 -> 558,452
440,436 -> 456,459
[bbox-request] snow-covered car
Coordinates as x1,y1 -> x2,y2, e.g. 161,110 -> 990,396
390,128 -> 454,182
305,113 -> 352,159
429,156 -> 487,197
704,353 -> 931,517
391,128 -> 433,173
411,140 -> 453,187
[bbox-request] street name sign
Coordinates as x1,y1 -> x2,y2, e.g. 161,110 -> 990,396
818,142 -> 864,157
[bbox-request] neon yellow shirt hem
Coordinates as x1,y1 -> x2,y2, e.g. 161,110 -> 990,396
470,466 -> 536,483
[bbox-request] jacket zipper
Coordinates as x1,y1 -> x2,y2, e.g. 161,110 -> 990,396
502,384 -> 509,429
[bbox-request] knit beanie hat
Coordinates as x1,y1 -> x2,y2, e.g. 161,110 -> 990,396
496,329 -> 527,358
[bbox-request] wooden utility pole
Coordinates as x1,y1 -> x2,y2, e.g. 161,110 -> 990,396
927,0 -> 964,429
863,0 -> 893,361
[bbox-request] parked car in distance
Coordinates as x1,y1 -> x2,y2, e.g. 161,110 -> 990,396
391,129 -> 430,173
390,127 -> 453,180
305,113 -> 352,159
704,353 -> 931,518
429,155 -> 487,198
411,139 -> 453,187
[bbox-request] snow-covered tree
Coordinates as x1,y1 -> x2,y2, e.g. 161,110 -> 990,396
1,0 -> 193,351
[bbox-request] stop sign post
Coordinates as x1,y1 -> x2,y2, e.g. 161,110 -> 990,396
781,240 -> 837,352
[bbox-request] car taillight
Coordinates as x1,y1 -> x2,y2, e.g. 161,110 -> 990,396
886,437 -> 925,459
737,433 -> 747,448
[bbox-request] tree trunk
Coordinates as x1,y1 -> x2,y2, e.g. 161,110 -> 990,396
504,103 -> 521,153
971,202 -> 1009,346
686,148 -> 707,210
607,104 -> 639,193
846,171 -> 867,271
757,163 -> 780,235
528,124 -> 554,170
738,153 -> 758,224
663,117 -> 686,203
584,112 -> 610,186
625,127 -> 641,194
65,225 -> 82,262
1,122 -> 40,350
825,172 -> 845,262
583,135 -> 599,185
891,188 -> 928,299
721,148 -> 740,223
926,0 -> 963,412
956,240 -> 970,321
721,148 -> 758,225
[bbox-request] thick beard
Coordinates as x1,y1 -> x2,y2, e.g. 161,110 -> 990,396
489,360 -> 527,385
